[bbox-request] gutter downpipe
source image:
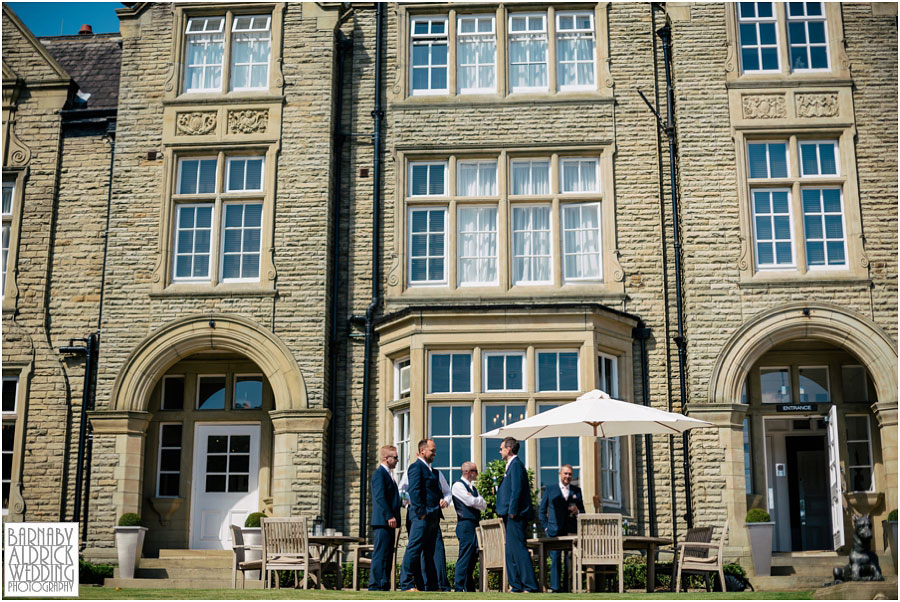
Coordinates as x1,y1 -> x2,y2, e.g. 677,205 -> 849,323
633,324 -> 657,537
657,23 -> 693,529
327,28 -> 353,529
357,2 -> 385,539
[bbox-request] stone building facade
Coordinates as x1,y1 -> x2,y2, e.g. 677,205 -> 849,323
2,1 -> 896,571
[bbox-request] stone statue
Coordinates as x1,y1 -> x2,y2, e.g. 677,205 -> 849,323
832,515 -> 884,584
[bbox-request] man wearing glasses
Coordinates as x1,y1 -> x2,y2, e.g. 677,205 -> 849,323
369,445 -> 401,591
451,461 -> 487,592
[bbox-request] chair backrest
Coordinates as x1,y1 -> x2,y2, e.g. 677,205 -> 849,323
577,513 -> 623,564
478,519 -> 506,570
714,520 -> 729,562
683,525 -> 713,559
230,524 -> 246,564
261,517 -> 309,558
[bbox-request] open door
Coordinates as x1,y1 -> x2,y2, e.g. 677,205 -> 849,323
825,405 -> 844,550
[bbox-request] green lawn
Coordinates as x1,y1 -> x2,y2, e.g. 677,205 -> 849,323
71,587 -> 815,600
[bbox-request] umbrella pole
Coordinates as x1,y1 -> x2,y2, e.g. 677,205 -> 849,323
591,423 -> 601,512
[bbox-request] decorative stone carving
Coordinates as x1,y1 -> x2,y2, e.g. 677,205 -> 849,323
163,61 -> 176,92
228,109 -> 268,134
386,252 -> 401,287
176,111 -> 217,136
796,93 -> 839,118
611,249 -> 625,282
737,235 -> 750,271
741,94 -> 786,119
5,118 -> 31,167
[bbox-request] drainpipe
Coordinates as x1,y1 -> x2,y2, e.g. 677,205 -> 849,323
656,23 -> 694,529
354,2 -> 385,539
633,324 -> 657,537
326,29 -> 353,529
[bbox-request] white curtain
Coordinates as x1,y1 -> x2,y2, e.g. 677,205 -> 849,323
509,34 -> 547,89
458,34 -> 495,91
563,204 -> 601,279
458,161 -> 497,196
511,161 -> 549,195
562,159 -> 597,193
512,206 -> 551,283
458,206 -> 497,284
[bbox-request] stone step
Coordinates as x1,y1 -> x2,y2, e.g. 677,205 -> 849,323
114,566 -> 237,579
751,575 -> 836,591
136,557 -> 233,570
104,577 -> 265,590
157,549 -> 232,559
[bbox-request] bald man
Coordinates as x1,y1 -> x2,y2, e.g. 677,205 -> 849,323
451,461 -> 486,592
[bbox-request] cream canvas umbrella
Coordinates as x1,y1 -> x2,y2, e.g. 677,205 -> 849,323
480,389 -> 713,510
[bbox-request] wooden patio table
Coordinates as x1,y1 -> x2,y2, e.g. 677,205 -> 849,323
624,535 -> 672,593
308,535 -> 362,589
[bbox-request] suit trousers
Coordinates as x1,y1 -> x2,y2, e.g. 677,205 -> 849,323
503,516 -> 538,593
368,526 -> 394,590
400,517 -> 438,591
549,549 -> 572,592
453,520 -> 479,592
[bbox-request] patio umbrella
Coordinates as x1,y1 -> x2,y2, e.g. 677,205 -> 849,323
480,389 -> 713,511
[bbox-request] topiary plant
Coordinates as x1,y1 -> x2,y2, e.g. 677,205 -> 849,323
745,508 -> 771,523
245,512 -> 266,528
117,513 -> 143,527
888,509 -> 898,522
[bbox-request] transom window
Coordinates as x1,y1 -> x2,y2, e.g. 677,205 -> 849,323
760,367 -> 791,403
561,158 -> 599,193
483,351 -> 526,392
458,161 -> 497,197
798,366 -> 829,403
410,162 -> 448,197
411,16 -> 449,95
736,2 -> 831,75
183,13 -> 271,93
511,160 -> 550,196
457,15 -> 496,94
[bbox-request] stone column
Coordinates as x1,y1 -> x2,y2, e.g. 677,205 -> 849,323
87,411 -> 151,519
873,401 -> 898,520
685,403 -> 750,562
269,409 -> 331,519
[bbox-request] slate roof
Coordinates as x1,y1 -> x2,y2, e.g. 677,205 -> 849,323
40,33 -> 121,110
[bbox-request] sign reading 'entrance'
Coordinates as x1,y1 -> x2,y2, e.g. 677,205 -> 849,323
3,522 -> 78,597
776,403 -> 819,413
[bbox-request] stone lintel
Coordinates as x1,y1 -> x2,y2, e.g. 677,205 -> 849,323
88,410 -> 152,435
872,400 -> 898,428
685,403 -> 748,427
269,408 -> 332,434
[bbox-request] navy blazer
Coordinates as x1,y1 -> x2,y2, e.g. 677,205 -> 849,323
538,483 -> 585,537
496,456 -> 534,521
370,465 -> 401,527
407,459 -> 443,521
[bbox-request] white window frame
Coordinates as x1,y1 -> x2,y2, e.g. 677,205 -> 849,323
536,350 -> 580,392
751,188 -> 796,270
408,161 -> 449,197
759,366 -> 791,404
428,403 -> 473,484
786,1 -> 830,73
2,180 -> 13,301
482,351 -> 527,392
482,402 -> 527,463
408,206 -> 449,286
184,16 -> 226,93
225,156 -> 265,193
508,12 -> 549,93
511,204 -> 553,286
561,202 -> 603,283
196,374 -> 228,410
747,142 -> 789,180
177,156 -> 218,195
801,187 -> 846,270
394,409 -> 411,480
2,375 -> 18,416
173,203 -> 215,282
599,436 -> 621,506
456,160 -> 498,197
229,14 -> 272,92
395,357 -> 411,400
560,157 -> 600,194
737,2 -> 781,74
598,352 -> 618,397
428,351 -> 472,394
161,374 -> 186,411
233,373 -> 264,410
555,11 -> 596,92
509,159 -> 551,196
410,16 -> 450,96
457,204 -> 499,287
457,14 -> 497,95
798,365 -> 830,404
219,201 -> 263,283
156,423 -> 183,498
798,140 -> 839,178
844,414 -> 875,493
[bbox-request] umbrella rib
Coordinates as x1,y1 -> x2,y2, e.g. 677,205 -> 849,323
655,421 -> 682,434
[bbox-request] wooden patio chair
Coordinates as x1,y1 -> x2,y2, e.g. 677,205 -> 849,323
675,520 -> 729,593
477,519 -> 507,593
230,524 -> 262,589
350,526 -> 402,590
660,525 -> 713,591
260,517 -> 322,589
573,513 -> 623,593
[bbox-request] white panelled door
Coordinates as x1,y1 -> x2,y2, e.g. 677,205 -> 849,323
825,405 -> 845,550
190,424 -> 260,549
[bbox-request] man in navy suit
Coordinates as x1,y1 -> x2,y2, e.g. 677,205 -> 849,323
369,445 -> 401,590
538,464 -> 585,592
399,439 -> 444,591
495,437 -> 538,593
451,461 -> 486,591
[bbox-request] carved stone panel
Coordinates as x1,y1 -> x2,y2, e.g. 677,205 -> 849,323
796,93 -> 839,118
228,109 -> 268,135
741,94 -> 787,119
176,111 -> 217,136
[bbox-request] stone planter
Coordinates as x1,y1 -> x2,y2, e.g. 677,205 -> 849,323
746,521 -> 775,577
242,527 -> 262,580
884,520 -> 898,572
114,526 -> 148,580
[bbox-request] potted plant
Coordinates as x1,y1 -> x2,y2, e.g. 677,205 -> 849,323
885,509 -> 898,572
242,512 -> 266,580
745,508 -> 774,577
114,513 -> 148,580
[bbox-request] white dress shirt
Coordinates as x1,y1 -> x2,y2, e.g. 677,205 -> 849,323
398,460 -> 452,507
559,480 -> 570,500
451,479 -> 487,511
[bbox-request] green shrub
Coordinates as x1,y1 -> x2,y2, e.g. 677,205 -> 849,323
745,508 -> 770,523
79,558 -> 114,585
117,513 -> 142,527
888,509 -> 898,522
244,512 -> 266,528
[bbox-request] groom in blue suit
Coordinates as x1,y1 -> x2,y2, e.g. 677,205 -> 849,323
538,464 -> 585,592
369,445 -> 401,590
495,437 -> 538,593
399,439 -> 444,591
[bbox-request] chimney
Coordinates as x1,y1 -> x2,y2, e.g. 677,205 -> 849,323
78,24 -> 93,35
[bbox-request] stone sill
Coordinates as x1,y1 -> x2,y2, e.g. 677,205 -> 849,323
726,77 -> 853,90
163,93 -> 285,107
737,276 -> 872,289
393,93 -> 614,110
150,286 -> 277,299
386,291 -> 626,306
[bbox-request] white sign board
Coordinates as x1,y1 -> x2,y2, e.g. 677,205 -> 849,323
3,522 -> 78,597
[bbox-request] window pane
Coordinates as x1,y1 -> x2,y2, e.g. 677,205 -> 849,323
559,352 -> 578,390
197,376 -> 226,410
431,405 -> 451,436
234,376 -> 262,409
161,424 -> 183,447
451,354 -> 471,392
798,367 -> 829,402
162,376 -> 184,410
431,354 -> 450,393
537,353 -> 557,391
760,368 -> 790,403
841,366 -> 868,402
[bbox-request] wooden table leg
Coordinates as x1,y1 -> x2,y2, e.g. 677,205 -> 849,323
647,544 -> 656,593
539,544 -> 546,593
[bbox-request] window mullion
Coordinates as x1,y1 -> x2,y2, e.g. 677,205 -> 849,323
449,199 -> 458,290
496,6 -> 507,96
222,12 -> 234,94
448,9 -> 457,97
547,6 -> 557,94
774,3 -> 790,75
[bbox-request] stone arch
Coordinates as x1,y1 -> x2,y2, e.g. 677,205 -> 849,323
110,313 -> 307,412
709,301 -> 898,406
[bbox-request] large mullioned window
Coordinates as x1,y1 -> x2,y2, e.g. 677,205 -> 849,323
184,13 -> 271,93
